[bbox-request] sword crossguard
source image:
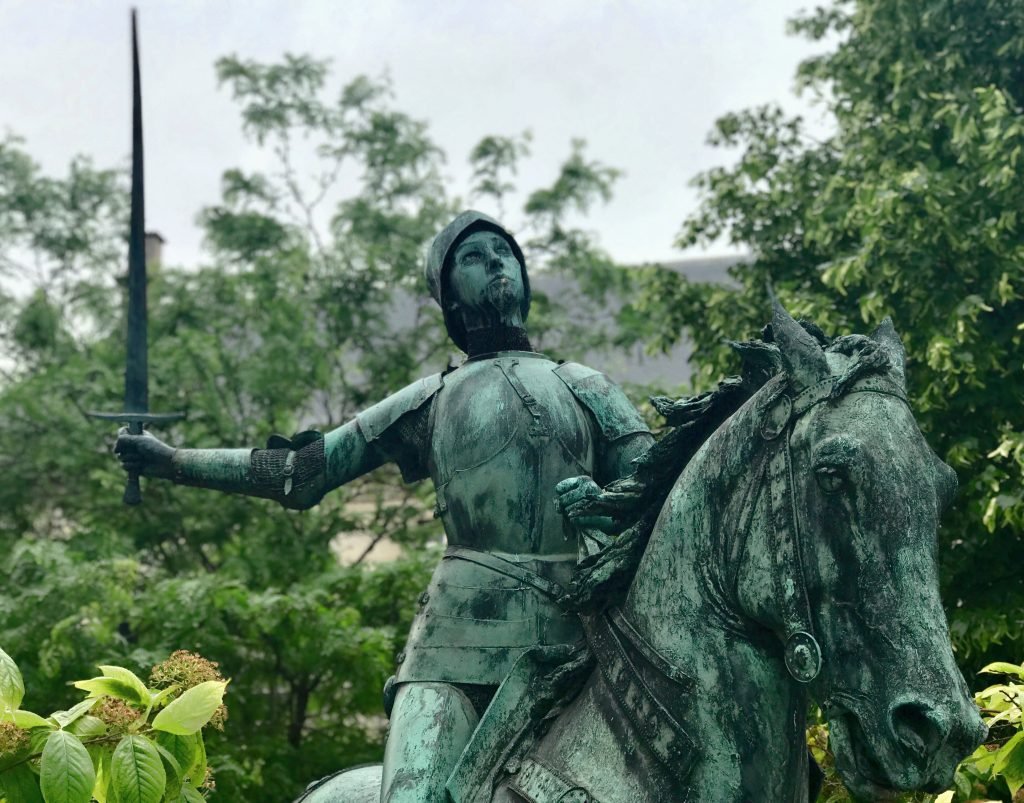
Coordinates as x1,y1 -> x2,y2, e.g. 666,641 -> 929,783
89,410 -> 185,505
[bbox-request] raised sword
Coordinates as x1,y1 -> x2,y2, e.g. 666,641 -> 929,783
90,10 -> 183,505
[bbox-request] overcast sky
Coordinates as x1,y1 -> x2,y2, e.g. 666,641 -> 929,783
2,0 -> 834,268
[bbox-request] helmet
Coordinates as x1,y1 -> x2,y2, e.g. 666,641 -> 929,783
425,210 -> 530,352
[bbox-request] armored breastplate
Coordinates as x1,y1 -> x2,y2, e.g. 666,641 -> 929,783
429,351 -> 595,555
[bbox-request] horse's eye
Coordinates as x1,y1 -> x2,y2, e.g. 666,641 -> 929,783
815,465 -> 845,493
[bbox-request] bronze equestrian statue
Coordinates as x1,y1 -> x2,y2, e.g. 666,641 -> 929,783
290,301 -> 986,802
109,18 -> 982,800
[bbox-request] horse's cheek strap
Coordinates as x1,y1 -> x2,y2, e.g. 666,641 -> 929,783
764,396 -> 822,684
758,375 -> 908,684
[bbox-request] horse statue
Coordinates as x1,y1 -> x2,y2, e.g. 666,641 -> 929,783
297,303 -> 986,802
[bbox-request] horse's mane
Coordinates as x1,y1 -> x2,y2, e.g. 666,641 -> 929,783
569,321 -> 893,612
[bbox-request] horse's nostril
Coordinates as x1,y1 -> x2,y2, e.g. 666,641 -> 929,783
890,701 -> 948,758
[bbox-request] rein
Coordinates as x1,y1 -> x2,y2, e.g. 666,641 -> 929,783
755,372 -> 909,682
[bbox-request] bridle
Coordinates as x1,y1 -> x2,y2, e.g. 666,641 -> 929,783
752,371 -> 909,683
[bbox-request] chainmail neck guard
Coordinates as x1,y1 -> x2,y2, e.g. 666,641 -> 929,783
465,325 -> 533,357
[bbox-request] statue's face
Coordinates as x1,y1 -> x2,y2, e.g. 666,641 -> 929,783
447,230 -> 525,331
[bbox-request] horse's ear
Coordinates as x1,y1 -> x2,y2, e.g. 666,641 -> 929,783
771,298 -> 829,391
870,317 -> 907,389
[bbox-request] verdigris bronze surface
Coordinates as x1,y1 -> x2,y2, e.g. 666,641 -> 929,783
287,302 -> 986,802
116,211 -> 653,801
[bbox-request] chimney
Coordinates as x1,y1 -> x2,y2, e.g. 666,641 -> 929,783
145,231 -> 165,268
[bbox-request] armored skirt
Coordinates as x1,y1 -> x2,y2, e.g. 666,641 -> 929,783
396,548 -> 581,685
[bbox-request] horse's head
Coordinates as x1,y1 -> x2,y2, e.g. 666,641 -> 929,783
740,303 -> 985,799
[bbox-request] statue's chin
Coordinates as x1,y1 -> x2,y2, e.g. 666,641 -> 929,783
485,277 -> 521,318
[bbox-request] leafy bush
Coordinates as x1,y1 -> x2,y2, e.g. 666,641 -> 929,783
1,646 -> 225,802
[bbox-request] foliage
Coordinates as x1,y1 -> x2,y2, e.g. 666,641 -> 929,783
1,647 -> 224,802
956,660 -> 1024,802
0,54 -> 630,800
629,0 -> 1024,669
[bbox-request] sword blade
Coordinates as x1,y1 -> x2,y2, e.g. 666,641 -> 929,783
125,8 -> 147,416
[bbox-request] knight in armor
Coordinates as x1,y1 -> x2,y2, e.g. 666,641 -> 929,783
116,210 -> 653,802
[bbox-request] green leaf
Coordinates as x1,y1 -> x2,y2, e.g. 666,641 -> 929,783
179,785 -> 205,803
50,699 -> 99,729
96,666 -> 151,707
149,686 -> 178,710
190,734 -> 206,790
151,740 -> 184,794
30,726 -> 52,754
151,682 -> 227,736
90,748 -> 112,803
0,763 -> 45,803
39,730 -> 96,803
73,676 -> 146,707
65,715 -> 106,741
14,710 -> 53,730
953,767 -> 973,801
994,730 -> 1024,795
0,647 -> 24,715
152,732 -> 197,786
111,735 -> 166,803
979,661 -> 1024,679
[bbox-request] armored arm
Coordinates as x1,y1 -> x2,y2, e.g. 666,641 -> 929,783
553,363 -> 654,533
167,420 -> 385,510
157,373 -> 442,510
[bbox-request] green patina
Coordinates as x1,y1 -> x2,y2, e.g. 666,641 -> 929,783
117,213 -> 984,802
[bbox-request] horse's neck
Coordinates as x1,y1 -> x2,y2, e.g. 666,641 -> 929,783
622,394 -> 810,801
624,392 -> 764,646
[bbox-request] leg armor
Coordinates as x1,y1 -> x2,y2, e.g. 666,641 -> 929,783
381,682 -> 480,803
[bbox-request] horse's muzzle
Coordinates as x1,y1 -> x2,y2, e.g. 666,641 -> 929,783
888,696 -> 987,790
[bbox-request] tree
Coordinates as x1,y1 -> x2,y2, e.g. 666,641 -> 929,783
0,55 -> 631,799
631,0 -> 1024,670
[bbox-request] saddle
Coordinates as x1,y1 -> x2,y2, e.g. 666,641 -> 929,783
443,547 -> 699,803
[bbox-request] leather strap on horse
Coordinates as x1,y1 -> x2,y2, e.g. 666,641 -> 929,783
760,372 -> 910,683
765,430 -> 822,682
581,610 -> 696,787
791,374 -> 907,418
508,756 -> 598,803
444,546 -> 568,602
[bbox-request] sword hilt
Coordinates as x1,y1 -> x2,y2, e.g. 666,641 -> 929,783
124,418 -> 144,505
89,410 -> 185,506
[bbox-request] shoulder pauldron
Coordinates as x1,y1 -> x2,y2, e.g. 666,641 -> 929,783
356,373 -> 443,443
553,362 -> 649,441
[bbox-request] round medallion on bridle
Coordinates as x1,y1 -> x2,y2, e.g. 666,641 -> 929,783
785,631 -> 822,683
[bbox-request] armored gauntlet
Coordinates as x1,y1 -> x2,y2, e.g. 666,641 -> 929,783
250,430 -> 327,507
171,430 -> 327,509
